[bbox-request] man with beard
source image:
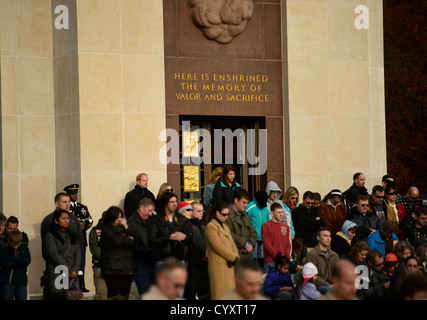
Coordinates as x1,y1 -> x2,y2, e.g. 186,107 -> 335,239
345,172 -> 368,197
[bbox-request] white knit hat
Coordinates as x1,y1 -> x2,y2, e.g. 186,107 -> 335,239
302,262 -> 318,284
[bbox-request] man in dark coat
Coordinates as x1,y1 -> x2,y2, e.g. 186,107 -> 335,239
348,194 -> 380,242
293,191 -> 325,248
148,193 -> 192,263
127,197 -> 157,296
344,172 -> 368,197
401,206 -> 427,248
184,201 -> 209,300
357,250 -> 390,300
124,173 -> 155,218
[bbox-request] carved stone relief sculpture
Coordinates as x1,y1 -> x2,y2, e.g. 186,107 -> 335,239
189,0 -> 254,44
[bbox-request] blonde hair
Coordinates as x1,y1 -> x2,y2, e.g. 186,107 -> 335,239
157,183 -> 171,199
283,186 -> 299,207
208,167 -> 223,184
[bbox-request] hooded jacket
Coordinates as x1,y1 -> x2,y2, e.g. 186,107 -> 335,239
0,243 -> 31,285
265,181 -> 293,230
331,220 -> 357,257
246,199 -> 270,241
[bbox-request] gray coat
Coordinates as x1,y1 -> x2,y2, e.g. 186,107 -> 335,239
43,229 -> 81,294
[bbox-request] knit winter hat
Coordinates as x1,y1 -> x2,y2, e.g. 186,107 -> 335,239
302,262 -> 318,284
177,201 -> 192,214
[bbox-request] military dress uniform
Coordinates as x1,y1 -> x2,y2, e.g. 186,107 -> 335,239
64,184 -> 93,292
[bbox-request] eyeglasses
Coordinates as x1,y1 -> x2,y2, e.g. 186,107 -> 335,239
185,208 -> 193,211
166,188 -> 173,192
360,204 -> 369,207
387,192 -> 397,196
174,283 -> 185,289
169,280 -> 185,289
375,262 -> 384,267
290,197 -> 298,200
219,211 -> 229,217
306,201 -> 314,206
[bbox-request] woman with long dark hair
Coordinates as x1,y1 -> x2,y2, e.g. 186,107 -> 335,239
100,206 -> 135,299
205,201 -> 239,300
212,165 -> 241,206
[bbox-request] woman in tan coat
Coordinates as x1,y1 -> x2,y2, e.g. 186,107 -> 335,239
205,201 -> 240,300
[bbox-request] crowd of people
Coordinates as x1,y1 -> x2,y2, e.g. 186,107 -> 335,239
0,168 -> 427,300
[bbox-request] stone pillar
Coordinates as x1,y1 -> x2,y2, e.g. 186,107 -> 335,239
284,0 -> 386,196
74,0 -> 167,216
1,0 -> 57,294
1,0 -> 168,295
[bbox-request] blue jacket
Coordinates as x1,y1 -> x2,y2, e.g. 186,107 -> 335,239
0,244 -> 31,285
367,230 -> 398,257
246,200 -> 270,241
263,268 -> 294,299
283,203 -> 295,238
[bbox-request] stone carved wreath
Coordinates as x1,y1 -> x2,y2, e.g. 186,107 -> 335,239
189,0 -> 254,44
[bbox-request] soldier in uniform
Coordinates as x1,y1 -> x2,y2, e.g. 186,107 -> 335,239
64,184 -> 93,293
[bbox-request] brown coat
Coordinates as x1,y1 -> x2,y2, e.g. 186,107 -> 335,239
205,218 -> 240,300
318,200 -> 347,235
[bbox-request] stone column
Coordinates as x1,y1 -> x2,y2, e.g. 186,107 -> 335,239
284,0 -> 386,195
1,0 -> 57,294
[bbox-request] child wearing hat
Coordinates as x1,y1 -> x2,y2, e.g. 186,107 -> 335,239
0,230 -> 31,300
294,262 -> 322,300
